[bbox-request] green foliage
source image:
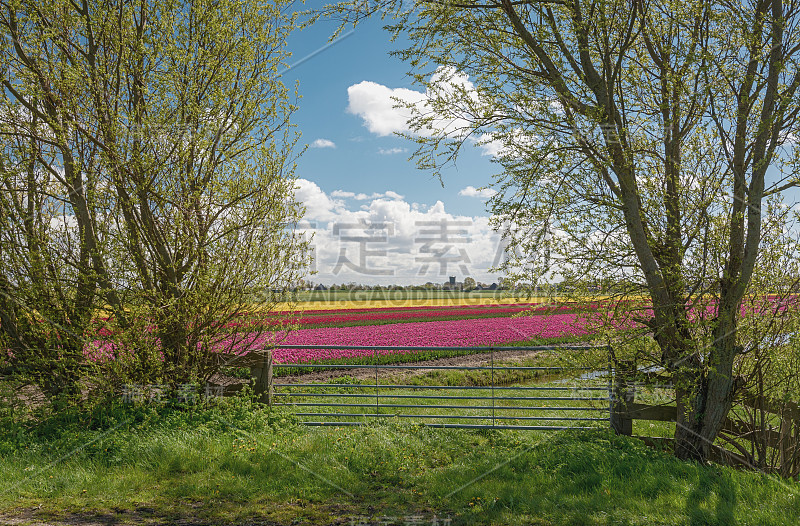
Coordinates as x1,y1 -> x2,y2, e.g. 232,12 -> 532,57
0,390 -> 298,458
329,0 -> 800,461
462,276 -> 476,291
0,0 -> 309,398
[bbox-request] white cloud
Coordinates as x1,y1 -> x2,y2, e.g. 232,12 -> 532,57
477,134 -> 505,157
348,69 -> 561,161
293,179 -> 346,223
310,138 -> 336,149
459,186 -> 497,199
378,147 -> 408,155
49,214 -> 78,231
346,81 -> 424,136
292,180 -> 507,285
346,67 -> 477,139
476,131 -> 544,158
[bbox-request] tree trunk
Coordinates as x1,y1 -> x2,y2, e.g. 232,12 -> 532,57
674,370 -> 736,462
671,308 -> 739,461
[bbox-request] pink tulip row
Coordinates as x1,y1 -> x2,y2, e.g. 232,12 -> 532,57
222,303 -> 585,331
289,306 -> 535,326
80,294 -> 800,366
84,310 -> 591,363
225,312 -> 592,364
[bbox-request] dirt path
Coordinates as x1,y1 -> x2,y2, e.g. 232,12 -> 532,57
0,503 -> 391,526
0,507 -> 347,526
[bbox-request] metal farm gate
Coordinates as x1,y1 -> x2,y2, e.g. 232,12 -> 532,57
265,345 -> 613,431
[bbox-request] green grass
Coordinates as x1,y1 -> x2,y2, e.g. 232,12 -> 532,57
1,395 -> 797,525
392,351 -> 602,387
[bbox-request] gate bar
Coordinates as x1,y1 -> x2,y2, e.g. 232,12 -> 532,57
287,402 -> 608,411
274,364 -> 591,371
274,383 -> 608,391
294,413 -> 609,421
275,393 -> 609,401
304,422 -> 598,430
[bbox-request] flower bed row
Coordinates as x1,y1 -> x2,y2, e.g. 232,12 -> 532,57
257,303 -> 595,329
85,311 -> 595,364
288,307 -> 533,327
235,313 -> 593,364
270,302 -> 544,316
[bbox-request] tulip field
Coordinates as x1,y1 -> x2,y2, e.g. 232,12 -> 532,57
271,313 -> 589,362
85,300 -> 599,366
271,302 -> 584,328
238,301 -> 597,368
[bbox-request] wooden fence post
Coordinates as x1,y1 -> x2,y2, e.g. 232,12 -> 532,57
780,415 -> 795,476
251,350 -> 274,405
611,360 -> 635,436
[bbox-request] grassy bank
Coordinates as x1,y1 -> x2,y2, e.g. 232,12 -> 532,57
0,397 -> 797,525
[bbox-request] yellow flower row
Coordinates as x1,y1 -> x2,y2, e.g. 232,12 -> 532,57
274,296 -> 561,312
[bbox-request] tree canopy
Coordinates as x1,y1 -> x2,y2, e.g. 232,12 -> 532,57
330,0 -> 800,460
0,0 -> 308,396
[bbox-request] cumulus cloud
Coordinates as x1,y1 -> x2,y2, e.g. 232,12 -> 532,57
348,69 -> 560,161
292,179 -> 509,285
347,67 -> 476,139
476,130 -> 545,158
476,132 -> 516,157
49,214 -> 78,231
310,138 -> 336,149
293,179 -> 346,223
346,81 -> 424,136
477,138 -> 505,157
459,186 -> 497,199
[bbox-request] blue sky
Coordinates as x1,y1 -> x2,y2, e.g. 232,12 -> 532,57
282,11 -> 508,286
285,15 -> 496,217
280,7 -> 800,288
